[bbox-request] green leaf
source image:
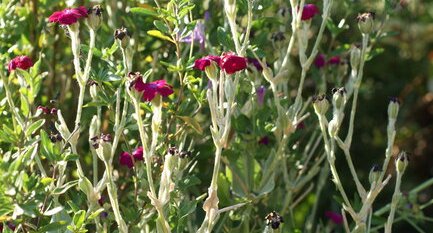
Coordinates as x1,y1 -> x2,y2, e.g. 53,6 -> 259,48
81,44 -> 103,58
52,180 -> 79,195
147,30 -> 175,43
41,177 -> 54,186
178,5 -> 195,18
217,27 -> 234,49
43,206 -> 64,216
154,20 -> 169,34
20,92 -> 30,117
73,210 -> 86,229
25,119 -> 45,137
63,153 -> 79,162
130,7 -> 158,17
177,199 -> 198,232
177,116 -> 203,134
37,221 -> 67,233
14,202 -> 37,218
87,208 -> 104,221
40,130 -> 58,161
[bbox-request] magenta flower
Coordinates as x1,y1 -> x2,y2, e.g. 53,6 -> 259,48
48,6 -> 88,25
258,136 -> 270,145
296,121 -> 305,130
314,54 -> 326,69
325,211 -> 343,225
132,146 -> 144,161
256,85 -> 266,106
37,106 -> 50,114
8,55 -> 34,72
301,4 -> 319,21
194,55 -> 221,71
328,56 -> 341,65
220,53 -> 247,74
134,79 -> 174,102
119,152 -> 134,168
98,196 -> 105,206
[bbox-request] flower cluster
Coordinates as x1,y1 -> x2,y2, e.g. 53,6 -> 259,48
119,147 -> 144,168
129,72 -> 174,101
314,54 -> 342,69
194,53 -> 247,75
7,56 -> 33,72
48,6 -> 88,25
37,106 -> 58,115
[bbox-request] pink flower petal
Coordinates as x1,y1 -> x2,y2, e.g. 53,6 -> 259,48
119,152 -> 134,168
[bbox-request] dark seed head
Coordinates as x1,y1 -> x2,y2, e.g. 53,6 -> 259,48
265,211 -> 283,229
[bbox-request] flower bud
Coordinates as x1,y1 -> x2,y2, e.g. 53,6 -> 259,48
312,94 -> 329,116
396,151 -> 409,174
388,97 -> 400,120
332,87 -> 347,111
262,66 -> 274,83
328,118 -> 339,137
204,61 -> 219,81
87,5 -> 103,30
369,164 -> 382,185
350,45 -> 361,70
256,85 -> 266,107
224,77 -> 236,101
90,83 -> 98,100
357,12 -> 375,34
95,134 -> 113,163
114,27 -> 131,49
55,110 -> 72,144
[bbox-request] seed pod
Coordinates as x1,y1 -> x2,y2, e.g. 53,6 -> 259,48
332,87 -> 347,111
312,94 -> 329,116
357,12 -> 375,34
114,27 -> 131,49
350,45 -> 361,70
396,151 -> 409,174
369,164 -> 382,185
388,97 -> 400,120
87,5 -> 103,30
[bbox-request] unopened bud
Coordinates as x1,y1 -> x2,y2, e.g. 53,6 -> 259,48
114,27 -> 131,49
396,151 -> 409,174
357,12 -> 375,34
87,5 -> 103,30
369,164 -> 382,185
327,118 -> 339,137
388,97 -> 400,120
90,84 -> 98,100
312,94 -> 329,116
332,87 -> 347,111
205,61 -> 218,81
350,45 -> 361,70
262,66 -> 274,83
93,134 -> 113,163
